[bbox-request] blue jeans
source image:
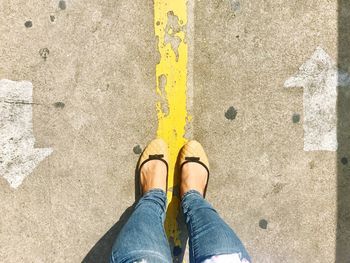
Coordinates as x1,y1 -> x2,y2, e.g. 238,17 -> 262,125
110,189 -> 250,263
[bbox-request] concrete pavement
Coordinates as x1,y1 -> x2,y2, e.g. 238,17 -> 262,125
0,0 -> 349,262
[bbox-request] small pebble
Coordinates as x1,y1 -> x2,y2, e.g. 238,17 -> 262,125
259,219 -> 268,229
292,113 -> 300,123
39,48 -> 50,59
231,0 -> 241,12
24,20 -> 32,28
53,102 -> 65,109
133,145 -> 142,155
59,0 -> 66,10
341,157 -> 348,165
225,106 -> 238,120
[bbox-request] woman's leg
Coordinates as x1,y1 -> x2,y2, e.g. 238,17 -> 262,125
110,139 -> 172,263
179,141 -> 250,263
110,189 -> 172,263
182,190 -> 251,263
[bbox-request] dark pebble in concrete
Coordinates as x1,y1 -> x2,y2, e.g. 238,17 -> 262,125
53,102 -> 65,109
341,157 -> 348,165
259,219 -> 268,229
133,145 -> 142,154
39,48 -> 50,59
50,15 -> 55,22
231,0 -> 241,12
59,0 -> 66,10
225,106 -> 238,120
173,246 -> 182,256
292,113 -> 300,123
24,21 -> 32,28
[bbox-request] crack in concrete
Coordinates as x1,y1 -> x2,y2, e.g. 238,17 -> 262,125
2,100 -> 39,105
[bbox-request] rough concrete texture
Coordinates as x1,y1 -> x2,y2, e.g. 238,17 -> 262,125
0,0 -> 157,262
0,0 -> 348,262
193,0 -> 341,262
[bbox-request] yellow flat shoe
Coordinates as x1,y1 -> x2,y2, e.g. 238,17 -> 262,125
179,140 -> 210,197
138,138 -> 169,194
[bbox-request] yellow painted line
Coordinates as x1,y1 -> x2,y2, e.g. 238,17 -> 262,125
154,0 -> 189,251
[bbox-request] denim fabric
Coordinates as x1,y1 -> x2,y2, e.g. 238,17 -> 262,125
110,189 -> 172,263
110,189 -> 250,263
182,190 -> 251,263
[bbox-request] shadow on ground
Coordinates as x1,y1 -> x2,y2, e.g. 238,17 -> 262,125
165,157 -> 189,263
337,0 -> 350,261
81,167 -> 141,263
81,159 -> 189,263
81,204 -> 136,263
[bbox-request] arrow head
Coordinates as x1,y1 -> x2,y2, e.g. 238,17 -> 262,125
284,47 -> 350,152
1,79 -> 54,188
2,148 -> 53,188
284,47 -> 336,88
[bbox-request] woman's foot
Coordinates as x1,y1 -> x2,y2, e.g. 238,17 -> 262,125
140,160 -> 167,193
138,138 -> 169,194
180,162 -> 208,197
179,140 -> 210,198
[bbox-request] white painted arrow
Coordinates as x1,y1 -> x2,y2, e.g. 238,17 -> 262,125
284,47 -> 350,151
0,79 -> 53,188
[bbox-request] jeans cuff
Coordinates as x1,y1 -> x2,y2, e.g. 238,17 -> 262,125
143,188 -> 167,196
182,189 -> 202,200
181,189 -> 203,210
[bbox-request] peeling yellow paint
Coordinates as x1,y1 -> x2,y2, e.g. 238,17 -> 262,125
154,0 -> 188,250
